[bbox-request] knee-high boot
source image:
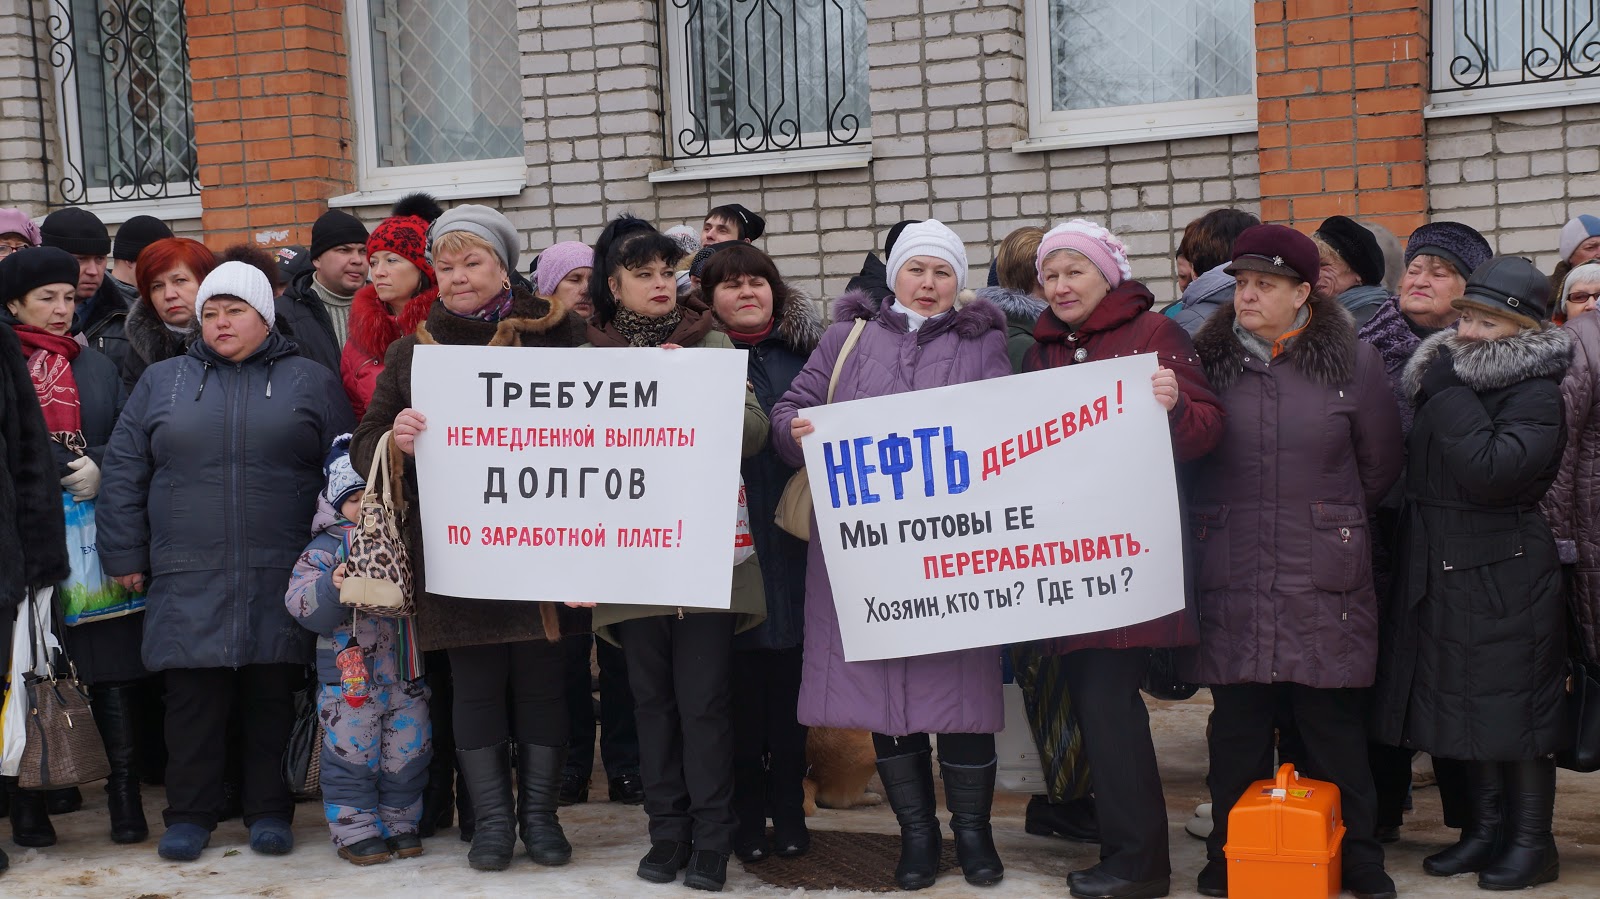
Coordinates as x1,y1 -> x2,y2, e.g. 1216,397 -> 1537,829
876,750 -> 942,891
1422,759 -> 1501,876
941,758 -> 1004,886
458,743 -> 516,871
515,743 -> 572,866
1478,758 -> 1558,890
92,682 -> 149,844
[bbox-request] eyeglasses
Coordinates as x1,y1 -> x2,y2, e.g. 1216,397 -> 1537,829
0,243 -> 29,257
1569,291 -> 1600,306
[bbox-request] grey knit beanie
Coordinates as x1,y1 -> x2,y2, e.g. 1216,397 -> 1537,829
428,204 -> 520,274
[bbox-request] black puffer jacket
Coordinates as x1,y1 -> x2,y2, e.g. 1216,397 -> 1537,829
98,330 -> 354,671
275,268 -> 344,375
77,278 -> 132,374
1374,325 -> 1574,760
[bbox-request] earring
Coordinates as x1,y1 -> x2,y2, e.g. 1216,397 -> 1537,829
501,276 -> 512,292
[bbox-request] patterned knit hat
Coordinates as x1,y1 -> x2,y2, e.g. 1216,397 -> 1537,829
1405,222 -> 1493,280
1036,219 -> 1133,289
322,433 -> 366,510
368,193 -> 441,291
534,241 -> 594,297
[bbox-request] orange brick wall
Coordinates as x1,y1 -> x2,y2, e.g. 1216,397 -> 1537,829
1255,0 -> 1428,236
186,0 -> 355,249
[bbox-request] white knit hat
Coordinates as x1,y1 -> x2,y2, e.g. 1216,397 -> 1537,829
885,220 -> 968,294
195,260 -> 275,325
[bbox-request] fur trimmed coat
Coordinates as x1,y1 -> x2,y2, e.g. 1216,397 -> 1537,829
975,285 -> 1047,373
0,323 -> 68,617
771,290 -> 1012,735
340,284 -> 436,420
121,298 -> 190,394
1376,325 -> 1574,760
351,287 -> 590,652
1184,296 -> 1404,689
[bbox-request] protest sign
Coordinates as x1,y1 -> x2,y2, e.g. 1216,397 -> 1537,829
410,345 -> 748,608
800,353 -> 1184,661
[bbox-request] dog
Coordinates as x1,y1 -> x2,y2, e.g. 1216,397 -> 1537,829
802,727 -> 881,815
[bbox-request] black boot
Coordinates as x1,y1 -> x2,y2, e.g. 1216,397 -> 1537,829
9,787 -> 55,848
419,741 -> 456,838
93,682 -> 150,844
1025,794 -> 1101,843
457,762 -> 477,841
515,743 -> 572,866
732,755 -> 770,863
941,758 -> 1004,886
876,750 -> 941,890
458,743 -> 517,871
1423,759 -> 1501,876
45,786 -> 81,815
1479,758 -> 1559,890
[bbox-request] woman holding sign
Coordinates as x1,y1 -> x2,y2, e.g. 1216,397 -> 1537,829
1187,224 -> 1403,899
582,220 -> 770,893
773,219 -> 1012,892
1020,220 -> 1225,899
353,205 -> 590,873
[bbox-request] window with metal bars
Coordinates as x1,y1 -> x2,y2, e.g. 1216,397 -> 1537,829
1429,0 -> 1600,114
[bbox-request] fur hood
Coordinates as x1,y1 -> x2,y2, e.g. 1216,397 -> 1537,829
974,285 -> 1047,326
1403,324 -> 1575,398
699,284 -> 824,357
417,285 -> 585,348
832,288 -> 1006,341
348,282 -> 437,360
124,296 -> 189,368
1194,294 -> 1358,391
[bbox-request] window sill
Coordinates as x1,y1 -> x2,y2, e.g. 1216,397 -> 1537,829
76,191 -> 204,225
648,146 -> 871,183
328,178 -> 527,210
329,160 -> 528,209
1014,117 -> 1257,154
1425,81 -> 1600,119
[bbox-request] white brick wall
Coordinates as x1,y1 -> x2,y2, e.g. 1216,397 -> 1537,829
1425,104 -> 1600,272
0,0 -> 51,210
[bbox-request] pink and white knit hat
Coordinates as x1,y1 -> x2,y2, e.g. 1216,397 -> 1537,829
1036,219 -> 1132,288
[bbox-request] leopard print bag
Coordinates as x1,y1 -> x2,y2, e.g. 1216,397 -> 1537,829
340,430 -> 414,616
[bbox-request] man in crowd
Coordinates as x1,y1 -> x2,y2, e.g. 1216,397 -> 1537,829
273,210 -> 367,374
106,215 -> 173,306
40,207 -> 131,370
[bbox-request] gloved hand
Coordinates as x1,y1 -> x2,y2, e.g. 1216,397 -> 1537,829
1419,346 -> 1467,400
61,454 -> 100,501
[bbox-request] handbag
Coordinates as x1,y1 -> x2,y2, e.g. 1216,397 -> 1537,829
1141,648 -> 1200,702
340,430 -> 414,616
1558,571 -> 1600,772
283,686 -> 323,800
774,318 -> 869,540
58,493 -> 145,626
18,588 -> 110,789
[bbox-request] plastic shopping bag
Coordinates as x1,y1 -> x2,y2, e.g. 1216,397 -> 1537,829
59,494 -> 145,626
734,478 -> 755,566
0,588 -> 51,777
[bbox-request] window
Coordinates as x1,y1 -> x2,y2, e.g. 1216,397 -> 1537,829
653,0 -> 871,181
42,0 -> 199,205
1020,0 -> 1256,151
339,0 -> 526,203
1427,0 -> 1600,116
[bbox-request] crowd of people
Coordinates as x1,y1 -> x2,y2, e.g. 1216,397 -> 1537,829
2,194 -> 1599,899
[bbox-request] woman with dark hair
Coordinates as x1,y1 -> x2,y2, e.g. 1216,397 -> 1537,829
579,222 -> 769,892
1167,208 -> 1260,335
341,193 -> 441,420
698,243 -> 821,864
701,203 -> 765,246
124,238 -> 217,391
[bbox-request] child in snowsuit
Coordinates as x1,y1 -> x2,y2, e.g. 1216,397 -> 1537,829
286,434 -> 431,866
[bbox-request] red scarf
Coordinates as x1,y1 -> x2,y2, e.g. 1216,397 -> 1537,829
14,324 -> 84,452
726,321 -> 774,345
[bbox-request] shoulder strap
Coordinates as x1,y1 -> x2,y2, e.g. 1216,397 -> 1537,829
362,430 -> 402,515
825,318 -> 869,404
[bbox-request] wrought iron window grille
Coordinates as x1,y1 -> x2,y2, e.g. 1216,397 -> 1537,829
1432,0 -> 1600,93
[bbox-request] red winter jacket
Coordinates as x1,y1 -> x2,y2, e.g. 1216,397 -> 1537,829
341,284 -> 435,421
1022,280 -> 1226,653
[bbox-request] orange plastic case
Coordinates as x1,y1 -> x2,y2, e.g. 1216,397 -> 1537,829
1224,764 -> 1345,899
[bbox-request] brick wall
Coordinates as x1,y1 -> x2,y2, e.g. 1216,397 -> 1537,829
186,0 -> 354,249
340,0 -> 1260,309
1426,105 -> 1600,273
1255,0 -> 1427,235
0,0 -> 51,210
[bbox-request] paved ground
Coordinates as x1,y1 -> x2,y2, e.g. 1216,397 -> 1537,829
5,692 -> 1600,897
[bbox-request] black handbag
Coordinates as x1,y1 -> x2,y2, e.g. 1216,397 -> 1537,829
1558,567 -> 1600,772
282,686 -> 322,800
1141,648 -> 1200,702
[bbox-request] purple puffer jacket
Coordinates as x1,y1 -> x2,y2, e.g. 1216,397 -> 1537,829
772,290 -> 1012,736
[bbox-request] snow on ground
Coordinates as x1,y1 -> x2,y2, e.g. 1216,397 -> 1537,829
6,694 -> 1600,897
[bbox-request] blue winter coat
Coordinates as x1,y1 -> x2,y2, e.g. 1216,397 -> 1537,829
98,330 -> 354,670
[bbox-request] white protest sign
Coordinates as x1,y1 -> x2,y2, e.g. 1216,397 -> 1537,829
410,344 -> 748,607
801,353 -> 1184,661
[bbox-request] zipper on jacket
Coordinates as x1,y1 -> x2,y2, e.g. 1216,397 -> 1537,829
194,362 -> 213,400
228,361 -> 248,667
677,607 -> 684,619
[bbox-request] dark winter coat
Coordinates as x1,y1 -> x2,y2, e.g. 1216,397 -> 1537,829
351,288 -> 590,652
716,289 -> 822,652
842,252 -> 892,306
771,290 -> 1012,735
76,278 -> 132,374
1376,326 -> 1574,760
98,330 -> 354,671
1168,263 -> 1235,337
121,298 -> 190,394
1543,312 -> 1600,662
975,285 -> 1047,373
0,323 -> 68,616
276,268 -> 345,376
1185,296 -> 1404,689
1356,296 -> 1421,435
340,283 -> 436,421
1023,281 -> 1226,653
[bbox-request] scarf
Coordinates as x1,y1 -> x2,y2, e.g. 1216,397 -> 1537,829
1233,303 -> 1312,363
15,324 -> 85,453
726,321 -> 774,345
889,298 -> 952,333
446,287 -> 514,323
613,306 -> 683,348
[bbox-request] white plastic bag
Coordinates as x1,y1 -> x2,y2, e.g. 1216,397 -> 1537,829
0,588 -> 45,776
995,682 -> 1046,793
733,478 -> 755,566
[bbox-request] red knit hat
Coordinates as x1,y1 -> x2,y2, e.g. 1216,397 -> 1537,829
367,193 -> 441,289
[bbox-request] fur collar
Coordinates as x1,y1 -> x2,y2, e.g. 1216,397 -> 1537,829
699,285 -> 823,357
1403,325 -> 1574,397
124,298 -> 189,367
832,288 -> 1006,341
348,283 -> 437,360
417,286 -> 583,348
975,286 -> 1047,326
1194,294 -> 1358,391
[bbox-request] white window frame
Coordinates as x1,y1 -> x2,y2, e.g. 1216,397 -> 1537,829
334,0 -> 527,207
44,0 -> 200,212
1425,1 -> 1600,118
1015,0 -> 1257,153
650,0 -> 872,182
